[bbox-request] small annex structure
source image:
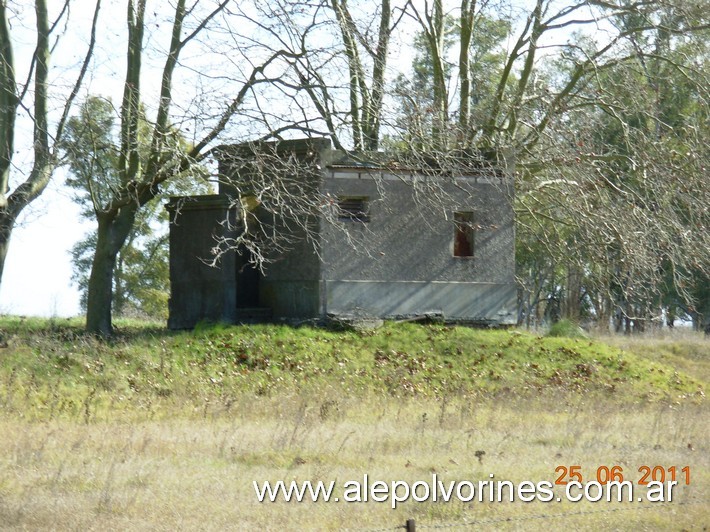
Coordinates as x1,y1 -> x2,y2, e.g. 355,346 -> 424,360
166,138 -> 517,329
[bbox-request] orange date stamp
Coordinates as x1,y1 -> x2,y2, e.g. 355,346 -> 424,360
555,465 -> 691,486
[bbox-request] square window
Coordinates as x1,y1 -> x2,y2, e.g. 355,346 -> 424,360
454,211 -> 474,257
338,196 -> 370,222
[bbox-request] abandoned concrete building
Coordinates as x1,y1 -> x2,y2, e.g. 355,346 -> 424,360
166,138 -> 517,329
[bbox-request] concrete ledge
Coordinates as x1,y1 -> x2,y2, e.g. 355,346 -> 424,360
324,280 -> 517,325
166,195 -> 236,212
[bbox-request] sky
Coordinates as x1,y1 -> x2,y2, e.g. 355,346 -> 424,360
0,177 -> 89,317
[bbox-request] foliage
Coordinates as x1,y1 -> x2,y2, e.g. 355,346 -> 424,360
515,12 -> 710,331
69,229 -> 170,319
392,11 -> 511,151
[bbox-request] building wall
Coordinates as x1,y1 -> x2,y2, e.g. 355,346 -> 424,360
257,212 -> 323,319
325,280 -> 517,323
166,196 -> 239,329
318,168 -> 516,323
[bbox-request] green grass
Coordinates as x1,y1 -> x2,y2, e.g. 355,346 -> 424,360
604,331 -> 710,385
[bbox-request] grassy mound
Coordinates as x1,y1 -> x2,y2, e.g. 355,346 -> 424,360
0,317 -> 704,422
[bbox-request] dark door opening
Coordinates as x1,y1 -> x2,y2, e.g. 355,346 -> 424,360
235,248 -> 261,308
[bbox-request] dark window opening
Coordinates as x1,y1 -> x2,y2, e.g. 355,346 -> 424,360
454,211 -> 475,257
338,196 -> 370,222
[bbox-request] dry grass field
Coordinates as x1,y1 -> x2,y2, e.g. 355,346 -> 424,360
0,318 -> 707,530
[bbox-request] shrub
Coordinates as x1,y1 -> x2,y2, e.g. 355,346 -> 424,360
547,319 -> 588,338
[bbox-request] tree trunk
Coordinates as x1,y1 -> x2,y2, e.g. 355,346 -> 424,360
430,0 -> 447,150
363,0 -> 390,151
86,208 -> 137,336
564,266 -> 582,322
0,0 -> 98,290
458,0 -> 474,141
0,214 -> 13,285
